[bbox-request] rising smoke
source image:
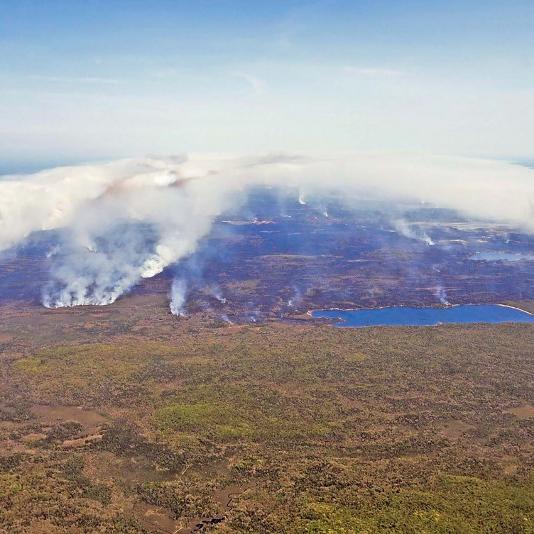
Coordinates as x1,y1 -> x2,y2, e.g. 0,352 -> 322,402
169,278 -> 188,316
393,219 -> 435,246
2,153 -> 534,311
434,286 -> 451,306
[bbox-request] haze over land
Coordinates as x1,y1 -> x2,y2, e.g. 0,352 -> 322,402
2,153 -> 534,309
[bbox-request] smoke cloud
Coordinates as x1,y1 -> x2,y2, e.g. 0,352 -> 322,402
434,286 -> 451,306
170,278 -> 187,316
2,153 -> 534,309
393,219 -> 435,246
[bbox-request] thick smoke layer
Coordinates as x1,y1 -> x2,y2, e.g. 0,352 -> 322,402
2,153 -> 534,309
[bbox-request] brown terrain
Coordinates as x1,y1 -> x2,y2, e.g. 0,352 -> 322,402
0,295 -> 532,532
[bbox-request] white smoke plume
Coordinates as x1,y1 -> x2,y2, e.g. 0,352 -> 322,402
434,286 -> 451,306
210,285 -> 227,304
170,278 -> 187,316
2,153 -> 534,308
393,219 -> 435,246
0,156 -> 241,307
220,314 -> 233,324
287,286 -> 303,308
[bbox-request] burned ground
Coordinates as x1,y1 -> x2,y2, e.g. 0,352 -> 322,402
3,197 -> 534,319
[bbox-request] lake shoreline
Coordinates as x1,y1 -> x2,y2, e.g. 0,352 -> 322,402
310,304 -> 534,328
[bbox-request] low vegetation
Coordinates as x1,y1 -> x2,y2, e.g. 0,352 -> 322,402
0,298 -> 533,532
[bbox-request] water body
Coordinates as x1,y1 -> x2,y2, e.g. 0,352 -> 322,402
470,251 -> 534,262
312,304 -> 534,328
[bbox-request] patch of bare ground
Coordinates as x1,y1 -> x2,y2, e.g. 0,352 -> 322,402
31,404 -> 108,427
441,419 -> 476,440
134,501 -> 180,534
505,404 -> 534,419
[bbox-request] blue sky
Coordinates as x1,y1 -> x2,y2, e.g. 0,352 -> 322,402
1,0 -> 533,166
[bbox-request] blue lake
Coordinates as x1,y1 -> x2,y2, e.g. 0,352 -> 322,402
312,304 -> 534,328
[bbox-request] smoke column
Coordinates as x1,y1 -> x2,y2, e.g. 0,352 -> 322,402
170,278 -> 187,316
434,286 -> 451,306
393,219 -> 435,246
2,153 -> 534,310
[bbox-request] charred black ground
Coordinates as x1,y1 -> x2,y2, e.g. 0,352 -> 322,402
2,189 -> 534,319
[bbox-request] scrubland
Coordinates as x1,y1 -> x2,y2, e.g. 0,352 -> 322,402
0,297 -> 532,533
